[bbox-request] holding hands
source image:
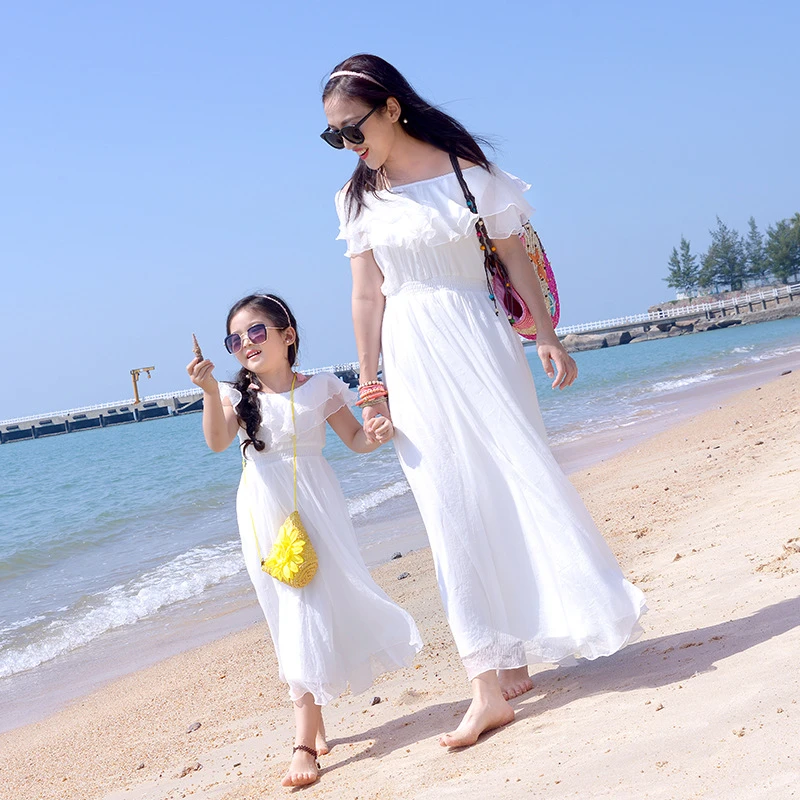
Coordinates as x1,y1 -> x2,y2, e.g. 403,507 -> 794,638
364,413 -> 394,444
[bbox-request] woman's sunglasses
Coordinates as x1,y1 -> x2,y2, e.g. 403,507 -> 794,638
320,104 -> 382,149
224,323 -> 284,354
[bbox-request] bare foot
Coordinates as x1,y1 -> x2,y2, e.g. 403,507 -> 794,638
439,696 -> 515,747
281,747 -> 319,787
498,666 -> 533,700
316,719 -> 329,756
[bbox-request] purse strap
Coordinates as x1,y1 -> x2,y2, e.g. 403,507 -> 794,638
448,154 -> 510,309
243,373 -> 298,566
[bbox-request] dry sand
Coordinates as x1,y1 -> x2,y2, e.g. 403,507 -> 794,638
1,371 -> 798,800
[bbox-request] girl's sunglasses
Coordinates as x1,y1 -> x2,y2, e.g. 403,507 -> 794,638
224,323 -> 283,354
320,104 -> 382,149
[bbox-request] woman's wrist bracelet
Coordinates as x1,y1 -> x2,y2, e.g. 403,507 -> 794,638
357,397 -> 389,408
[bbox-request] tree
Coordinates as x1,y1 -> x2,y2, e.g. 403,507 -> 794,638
698,245 -> 718,293
665,236 -> 699,296
704,216 -> 746,291
766,217 -> 800,284
744,217 -> 769,285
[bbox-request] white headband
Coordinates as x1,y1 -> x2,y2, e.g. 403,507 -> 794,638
260,294 -> 291,324
328,70 -> 387,90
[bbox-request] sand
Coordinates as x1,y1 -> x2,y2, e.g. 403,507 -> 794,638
1,370 -> 798,800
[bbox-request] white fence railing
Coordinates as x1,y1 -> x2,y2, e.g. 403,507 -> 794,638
554,284 -> 799,337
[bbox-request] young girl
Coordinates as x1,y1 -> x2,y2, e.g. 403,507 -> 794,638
187,293 -> 422,788
321,55 -> 646,747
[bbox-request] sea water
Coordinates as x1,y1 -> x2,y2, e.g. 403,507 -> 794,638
0,316 -> 798,727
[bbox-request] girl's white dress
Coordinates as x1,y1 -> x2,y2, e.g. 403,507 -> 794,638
335,166 -> 646,679
220,373 -> 422,705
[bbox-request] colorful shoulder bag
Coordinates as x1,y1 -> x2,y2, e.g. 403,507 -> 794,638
449,154 -> 560,340
243,374 -> 318,588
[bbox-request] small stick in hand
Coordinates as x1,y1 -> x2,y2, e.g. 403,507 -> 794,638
192,333 -> 203,361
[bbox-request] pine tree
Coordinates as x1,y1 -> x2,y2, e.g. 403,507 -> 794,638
698,245 -> 719,294
766,217 -> 800,284
665,246 -> 683,291
744,217 -> 769,285
678,236 -> 698,294
705,217 -> 746,291
665,237 -> 699,296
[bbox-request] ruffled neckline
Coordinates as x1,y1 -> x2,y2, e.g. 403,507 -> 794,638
383,165 -> 482,191
256,373 -> 317,399
335,165 -> 533,257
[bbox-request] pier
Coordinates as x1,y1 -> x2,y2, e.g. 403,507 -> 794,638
0,364 -> 360,445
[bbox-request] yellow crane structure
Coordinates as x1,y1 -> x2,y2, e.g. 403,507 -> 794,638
130,367 -> 155,404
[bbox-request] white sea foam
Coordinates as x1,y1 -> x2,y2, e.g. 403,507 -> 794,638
649,372 -> 718,393
347,480 -> 411,518
0,541 -> 243,678
748,343 -> 800,363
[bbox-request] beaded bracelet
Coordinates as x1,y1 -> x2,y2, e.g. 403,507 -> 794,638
356,393 -> 388,405
357,397 -> 389,408
359,387 -> 387,400
359,379 -> 384,389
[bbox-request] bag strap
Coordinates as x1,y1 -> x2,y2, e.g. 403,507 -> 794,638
243,373 -> 298,565
448,155 -> 511,309
290,373 -> 298,512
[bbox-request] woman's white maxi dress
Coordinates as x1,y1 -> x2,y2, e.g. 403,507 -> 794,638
221,373 -> 422,704
335,166 -> 646,679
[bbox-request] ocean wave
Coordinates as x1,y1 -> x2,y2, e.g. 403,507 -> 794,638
0,541 -> 243,679
731,346 -> 754,353
347,480 -> 410,518
748,343 -> 800,363
649,372 -> 718,393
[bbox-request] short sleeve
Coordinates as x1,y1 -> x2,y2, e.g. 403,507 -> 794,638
335,188 -> 372,257
320,373 -> 357,419
218,381 -> 242,409
474,167 -> 534,240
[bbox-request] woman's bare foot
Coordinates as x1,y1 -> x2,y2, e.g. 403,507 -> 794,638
439,671 -> 515,747
281,747 -> 319,787
316,718 -> 329,756
498,666 -> 533,700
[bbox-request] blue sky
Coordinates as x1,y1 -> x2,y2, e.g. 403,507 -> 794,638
1,1 -> 798,418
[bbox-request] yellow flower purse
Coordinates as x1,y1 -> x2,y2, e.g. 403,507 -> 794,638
244,375 -> 318,589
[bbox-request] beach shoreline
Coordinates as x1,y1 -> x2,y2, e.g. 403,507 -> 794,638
0,349 -> 797,738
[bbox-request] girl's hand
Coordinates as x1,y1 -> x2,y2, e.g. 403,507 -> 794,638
536,340 -> 578,390
187,357 -> 219,393
361,401 -> 391,443
365,415 -> 394,444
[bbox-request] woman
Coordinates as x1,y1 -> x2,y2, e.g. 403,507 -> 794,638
321,54 -> 645,747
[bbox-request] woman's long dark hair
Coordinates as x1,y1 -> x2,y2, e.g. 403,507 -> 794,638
224,293 -> 299,456
322,53 -> 492,220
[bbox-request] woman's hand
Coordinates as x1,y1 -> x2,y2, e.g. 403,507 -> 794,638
361,401 -> 392,442
365,413 -> 394,444
492,235 -> 579,390
536,338 -> 578,389
186,357 -> 218,393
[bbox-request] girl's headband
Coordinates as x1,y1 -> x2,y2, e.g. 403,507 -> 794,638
327,70 -> 388,91
260,294 -> 291,324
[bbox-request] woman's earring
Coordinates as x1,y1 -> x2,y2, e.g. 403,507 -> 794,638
402,118 -> 408,124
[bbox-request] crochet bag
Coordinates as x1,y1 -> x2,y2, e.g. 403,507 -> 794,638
449,155 -> 560,340
243,375 -> 318,588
